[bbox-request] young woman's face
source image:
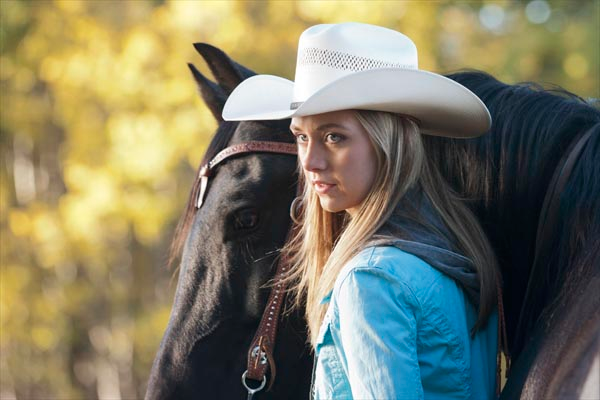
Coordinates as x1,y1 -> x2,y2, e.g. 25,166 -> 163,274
290,110 -> 378,216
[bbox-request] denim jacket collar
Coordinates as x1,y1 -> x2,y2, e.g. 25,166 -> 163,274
318,187 -> 481,308
368,186 -> 480,308
365,237 -> 480,308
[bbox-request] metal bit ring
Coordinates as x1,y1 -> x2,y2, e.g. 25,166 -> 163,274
242,370 -> 267,394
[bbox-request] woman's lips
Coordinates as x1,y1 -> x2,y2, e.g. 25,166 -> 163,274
313,181 -> 335,194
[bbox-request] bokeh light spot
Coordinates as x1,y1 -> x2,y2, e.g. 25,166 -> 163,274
32,325 -> 58,351
9,210 -> 31,237
526,0 -> 551,24
563,53 -> 588,79
479,4 -> 505,33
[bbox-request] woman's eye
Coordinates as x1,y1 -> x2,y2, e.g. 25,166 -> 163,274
295,134 -> 308,143
325,133 -> 343,143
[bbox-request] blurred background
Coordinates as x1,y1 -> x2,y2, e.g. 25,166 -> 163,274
1,0 -> 598,398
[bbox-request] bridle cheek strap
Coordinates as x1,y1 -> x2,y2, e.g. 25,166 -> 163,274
196,140 -> 298,208
193,139 -> 299,394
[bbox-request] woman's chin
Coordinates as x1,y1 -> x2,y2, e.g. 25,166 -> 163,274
318,197 -> 346,214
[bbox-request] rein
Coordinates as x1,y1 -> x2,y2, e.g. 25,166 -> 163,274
194,140 -> 298,399
513,126 -> 596,359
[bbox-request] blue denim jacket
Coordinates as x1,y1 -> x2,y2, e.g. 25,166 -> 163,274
310,245 -> 498,400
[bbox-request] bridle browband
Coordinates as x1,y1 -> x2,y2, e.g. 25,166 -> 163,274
194,140 -> 298,399
196,140 -> 298,208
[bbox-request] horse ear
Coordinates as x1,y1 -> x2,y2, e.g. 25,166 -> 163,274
193,42 -> 256,94
187,62 -> 227,122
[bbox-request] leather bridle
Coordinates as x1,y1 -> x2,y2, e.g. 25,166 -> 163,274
196,141 -> 298,208
194,140 -> 298,399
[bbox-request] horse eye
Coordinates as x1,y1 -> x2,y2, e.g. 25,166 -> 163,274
234,208 -> 259,230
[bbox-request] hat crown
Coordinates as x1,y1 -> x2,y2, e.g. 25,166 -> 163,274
292,22 -> 419,103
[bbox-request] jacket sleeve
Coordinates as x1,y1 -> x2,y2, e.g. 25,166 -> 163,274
334,265 -> 424,400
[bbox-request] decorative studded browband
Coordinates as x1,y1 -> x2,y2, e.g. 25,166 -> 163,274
195,141 -> 297,208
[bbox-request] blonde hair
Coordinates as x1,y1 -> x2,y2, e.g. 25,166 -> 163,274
279,110 -> 499,348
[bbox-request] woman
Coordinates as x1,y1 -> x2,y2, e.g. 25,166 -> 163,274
223,22 -> 501,399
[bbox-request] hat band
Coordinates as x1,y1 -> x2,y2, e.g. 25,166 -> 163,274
289,48 -> 418,112
298,47 -> 416,72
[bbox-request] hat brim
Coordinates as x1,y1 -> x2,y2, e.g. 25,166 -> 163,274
222,68 -> 491,138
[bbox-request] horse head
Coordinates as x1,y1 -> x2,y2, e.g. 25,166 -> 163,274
145,44 -> 311,400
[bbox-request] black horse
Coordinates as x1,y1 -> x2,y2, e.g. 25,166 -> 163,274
144,44 -> 312,399
146,44 -> 599,399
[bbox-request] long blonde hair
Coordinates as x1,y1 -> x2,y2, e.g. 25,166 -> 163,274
279,110 -> 499,348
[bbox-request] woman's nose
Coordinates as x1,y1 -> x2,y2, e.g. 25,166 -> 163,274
300,142 -> 327,172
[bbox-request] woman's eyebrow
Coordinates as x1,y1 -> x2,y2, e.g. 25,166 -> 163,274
289,122 -> 347,132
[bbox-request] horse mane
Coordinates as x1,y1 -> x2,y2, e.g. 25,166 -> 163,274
501,126 -> 599,396
535,122 -> 599,331
428,70 -> 600,356
167,120 -> 239,270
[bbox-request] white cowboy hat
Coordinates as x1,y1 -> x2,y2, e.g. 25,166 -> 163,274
222,22 -> 491,138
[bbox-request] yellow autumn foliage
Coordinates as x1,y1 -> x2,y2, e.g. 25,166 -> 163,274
1,0 -> 597,397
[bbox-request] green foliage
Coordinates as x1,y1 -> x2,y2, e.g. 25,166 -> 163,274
0,0 -> 597,397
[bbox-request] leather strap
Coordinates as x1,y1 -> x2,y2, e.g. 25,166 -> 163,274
245,183 -> 303,390
514,126 -> 596,355
196,141 -> 297,208
245,222 -> 297,388
496,279 -> 510,397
